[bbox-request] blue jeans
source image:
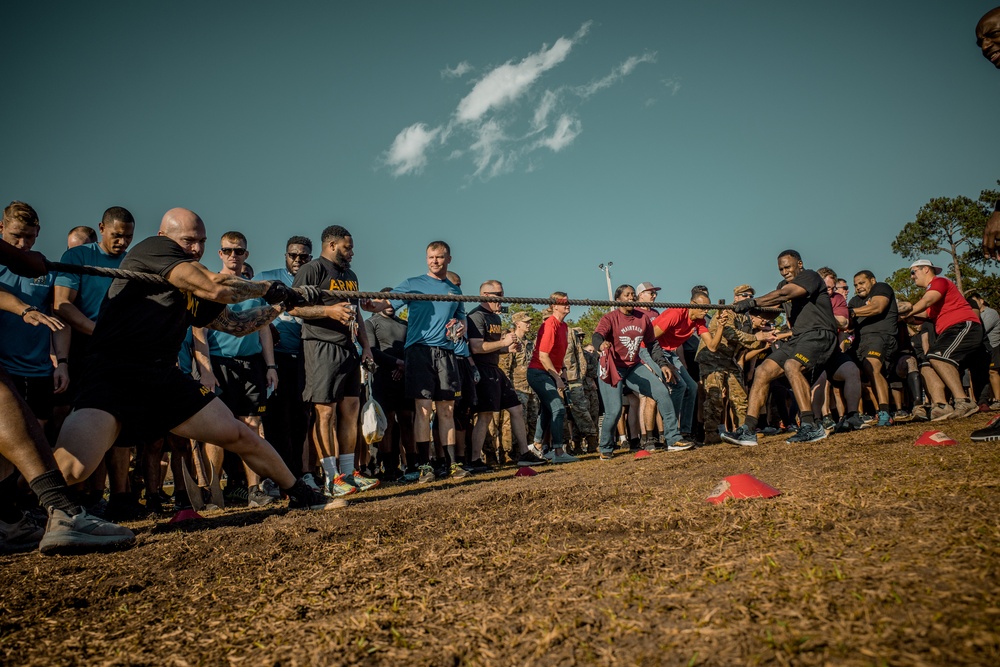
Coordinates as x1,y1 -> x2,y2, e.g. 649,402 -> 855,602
528,368 -> 565,447
598,364 -> 681,453
664,350 -> 698,435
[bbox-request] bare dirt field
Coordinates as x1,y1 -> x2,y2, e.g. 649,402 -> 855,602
3,415 -> 999,666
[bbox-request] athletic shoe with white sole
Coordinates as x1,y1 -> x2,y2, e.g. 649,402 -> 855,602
950,399 -> 980,419
516,450 -> 548,467
786,421 -> 827,443
666,439 -> 696,452
550,451 -> 579,463
287,480 -> 348,511
327,473 -> 358,497
38,508 -> 135,556
721,424 -> 757,447
349,470 -> 381,492
971,415 -> 1000,441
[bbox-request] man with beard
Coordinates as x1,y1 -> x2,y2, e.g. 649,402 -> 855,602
292,225 -> 381,496
723,250 -> 839,446
848,270 -> 900,427
977,7 -> 1000,69
259,236 -> 314,480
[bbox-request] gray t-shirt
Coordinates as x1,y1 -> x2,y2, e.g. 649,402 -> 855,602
981,305 -> 1000,348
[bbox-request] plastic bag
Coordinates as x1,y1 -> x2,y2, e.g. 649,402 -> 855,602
361,370 -> 387,445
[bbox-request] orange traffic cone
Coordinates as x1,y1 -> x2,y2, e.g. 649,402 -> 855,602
706,474 -> 781,504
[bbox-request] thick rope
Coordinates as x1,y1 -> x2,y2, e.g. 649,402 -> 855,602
43,260 -> 782,313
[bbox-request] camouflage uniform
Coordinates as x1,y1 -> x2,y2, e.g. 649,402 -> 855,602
499,334 -> 538,446
563,329 -> 597,450
695,312 -> 765,442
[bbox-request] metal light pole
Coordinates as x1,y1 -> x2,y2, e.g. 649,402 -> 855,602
598,262 -> 613,300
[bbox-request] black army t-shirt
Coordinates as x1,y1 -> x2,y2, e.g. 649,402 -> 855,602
777,269 -> 837,334
292,256 -> 359,347
466,305 -> 505,367
90,236 -> 226,367
848,282 -> 899,338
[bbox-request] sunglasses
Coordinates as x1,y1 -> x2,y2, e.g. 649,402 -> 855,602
220,247 -> 247,257
286,253 -> 311,261
483,291 -> 504,296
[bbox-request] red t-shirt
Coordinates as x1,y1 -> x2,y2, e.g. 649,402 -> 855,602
594,309 -> 660,368
651,308 -> 708,351
528,316 -> 568,373
926,276 -> 978,335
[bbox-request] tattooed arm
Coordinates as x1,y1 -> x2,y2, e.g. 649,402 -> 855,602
206,304 -> 283,337
287,302 -> 355,325
165,261 -> 274,304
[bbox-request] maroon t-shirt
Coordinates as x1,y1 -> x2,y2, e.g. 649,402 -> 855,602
594,309 -> 659,368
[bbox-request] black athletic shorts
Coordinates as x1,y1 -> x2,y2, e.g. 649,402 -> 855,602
404,344 -> 460,401
73,362 -> 216,447
474,364 -> 520,413
991,345 -> 1000,372
766,329 -> 837,372
855,333 -> 898,372
927,321 -> 984,368
211,354 -> 267,418
7,373 -> 54,421
303,339 -> 361,404
453,356 -> 478,430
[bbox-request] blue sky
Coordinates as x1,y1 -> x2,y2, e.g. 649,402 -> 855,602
3,1 -> 998,306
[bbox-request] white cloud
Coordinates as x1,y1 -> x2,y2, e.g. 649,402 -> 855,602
384,123 -> 441,176
470,120 -> 512,178
539,114 -> 581,152
532,90 -> 558,132
576,51 -> 657,98
383,21 -> 661,181
456,22 -> 590,123
441,61 -> 473,78
662,76 -> 681,96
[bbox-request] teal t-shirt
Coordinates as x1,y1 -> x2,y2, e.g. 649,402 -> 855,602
54,242 -> 124,321
0,268 -> 54,376
205,297 -> 266,358
258,267 -> 302,355
390,274 -> 466,349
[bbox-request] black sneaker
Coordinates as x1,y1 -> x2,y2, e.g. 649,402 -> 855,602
0,512 -> 45,554
821,415 -> 837,433
433,463 -> 450,480
516,450 -> 548,466
464,459 -> 493,474
971,415 -> 1000,442
287,480 -> 347,511
835,414 -> 866,433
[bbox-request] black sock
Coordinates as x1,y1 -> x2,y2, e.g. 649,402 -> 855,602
878,403 -> 890,414
744,415 -> 759,431
416,441 -> 430,466
846,410 -> 859,419
628,437 -> 640,449
906,372 -> 922,407
800,411 -> 815,426
28,470 -> 81,515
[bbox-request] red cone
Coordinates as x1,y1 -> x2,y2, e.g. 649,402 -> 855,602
169,509 -> 204,523
914,430 -> 957,446
633,450 -> 651,460
706,474 -> 781,504
514,466 -> 537,477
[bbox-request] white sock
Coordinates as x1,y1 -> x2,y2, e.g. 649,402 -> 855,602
339,454 -> 355,477
320,456 -> 338,482
618,434 -> 627,443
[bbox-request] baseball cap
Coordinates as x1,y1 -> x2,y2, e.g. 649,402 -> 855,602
733,284 -> 755,297
910,259 -> 943,275
512,311 -> 531,323
636,281 -> 661,294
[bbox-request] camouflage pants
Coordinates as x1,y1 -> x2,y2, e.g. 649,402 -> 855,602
517,389 -> 540,443
565,382 -> 597,438
702,369 -> 748,434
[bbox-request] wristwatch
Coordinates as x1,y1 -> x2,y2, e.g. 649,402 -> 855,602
20,305 -> 38,318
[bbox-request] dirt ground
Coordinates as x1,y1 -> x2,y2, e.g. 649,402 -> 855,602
2,415 -> 999,666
